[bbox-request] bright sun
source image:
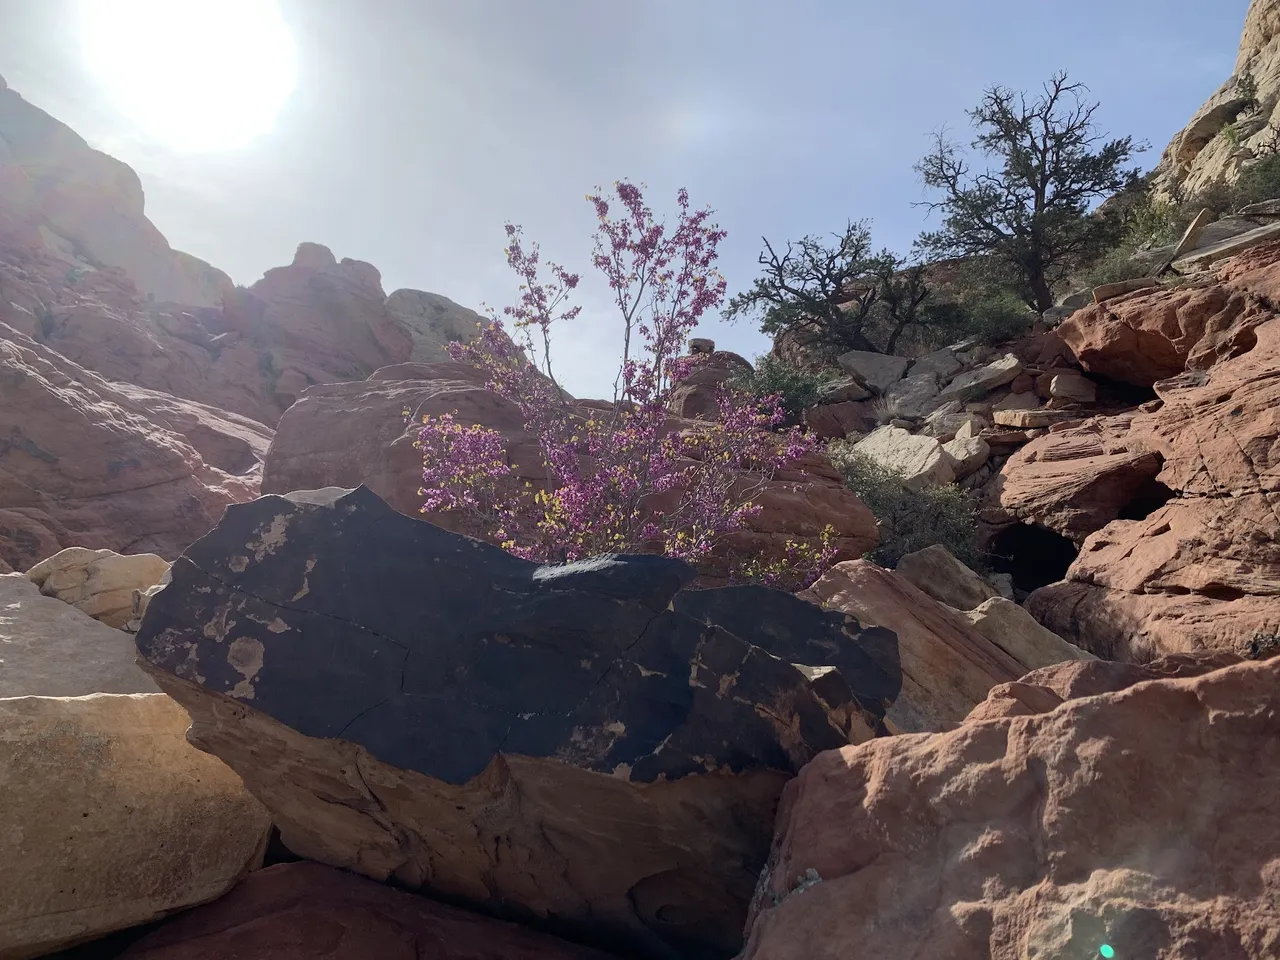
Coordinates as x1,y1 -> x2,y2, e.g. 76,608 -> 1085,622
79,0 -> 298,152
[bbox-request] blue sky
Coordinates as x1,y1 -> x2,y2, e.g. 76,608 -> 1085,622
0,0 -> 1251,398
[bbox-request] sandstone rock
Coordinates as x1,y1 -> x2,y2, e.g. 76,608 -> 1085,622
922,411 -> 983,442
992,390 -> 1041,412
800,561 -> 1025,734
896,544 -> 999,611
1048,371 -> 1097,402
940,435 -> 990,479
1092,276 -> 1159,303
26,547 -> 169,629
835,350 -> 908,393
850,426 -> 955,491
667,351 -> 753,420
1239,198 -> 1280,216
0,327 -> 267,571
118,862 -> 614,960
385,289 -> 489,364
814,376 -> 870,403
1174,221 -> 1280,272
880,373 -> 940,419
0,573 -> 157,697
964,651 -> 1242,721
742,657 -> 1280,960
134,486 -> 898,960
987,418 -> 1162,543
1010,372 -> 1035,393
937,353 -> 1022,402
689,337 -> 715,354
992,408 -> 1082,428
953,415 -> 985,440
905,346 -> 961,380
0,694 -> 271,959
0,82 -> 232,306
802,399 -> 875,439
958,597 -> 1093,671
262,366 -> 878,582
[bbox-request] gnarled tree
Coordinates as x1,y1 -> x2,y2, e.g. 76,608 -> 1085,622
916,72 -> 1144,312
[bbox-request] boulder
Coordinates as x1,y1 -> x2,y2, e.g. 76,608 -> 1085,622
815,376 -> 870,403
133,486 -> 899,960
881,373 -> 940,419
991,408 -> 1082,429
0,327 -> 269,571
1048,372 -> 1097,402
802,399 -> 876,439
992,391 -> 1041,412
741,657 -> 1280,960
667,351 -> 753,420
986,416 -> 1162,543
835,350 -> 908,393
0,694 -> 271,959
957,597 -> 1093,671
26,547 -> 169,629
385,289 -> 489,364
1092,276 -> 1160,303
937,353 -> 1022,402
940,435 -> 990,479
895,544 -> 999,612
850,426 -> 955,491
0,572 -> 158,697
1174,221 -> 1280,272
905,346 -> 961,380
1009,372 -> 1035,394
799,561 -> 1024,734
118,862 -> 615,960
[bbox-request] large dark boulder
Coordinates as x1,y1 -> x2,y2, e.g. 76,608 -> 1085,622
134,486 -> 902,960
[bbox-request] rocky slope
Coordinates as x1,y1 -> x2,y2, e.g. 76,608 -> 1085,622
1153,0 -> 1280,196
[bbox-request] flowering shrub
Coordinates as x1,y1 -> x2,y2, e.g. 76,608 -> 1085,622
412,181 -> 829,584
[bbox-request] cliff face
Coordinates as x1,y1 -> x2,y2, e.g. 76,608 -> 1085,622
1154,0 -> 1280,197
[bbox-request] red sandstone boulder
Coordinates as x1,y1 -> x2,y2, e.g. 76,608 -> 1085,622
121,862 -> 613,960
0,325 -> 270,570
667,350 -> 753,420
742,656 -> 1280,959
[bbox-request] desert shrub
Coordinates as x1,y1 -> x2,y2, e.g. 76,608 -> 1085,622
728,354 -> 830,420
829,444 -> 983,569
1231,152 -> 1280,209
1076,244 -> 1155,290
953,292 -> 1035,342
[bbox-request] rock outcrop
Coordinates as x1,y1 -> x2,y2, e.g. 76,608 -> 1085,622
385,288 -> 489,364
0,327 -> 269,571
118,862 -> 614,960
1153,0 -> 1280,198
741,656 -> 1280,959
667,350 -> 753,420
26,546 -> 169,629
0,81 -> 232,307
134,485 -> 899,960
260,363 -> 879,581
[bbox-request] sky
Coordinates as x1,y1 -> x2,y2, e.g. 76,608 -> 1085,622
0,0 -> 1252,398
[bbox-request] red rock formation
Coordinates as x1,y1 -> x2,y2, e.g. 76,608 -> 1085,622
121,862 -> 613,960
0,325 -> 270,570
667,350 -> 752,420
742,656 -> 1280,960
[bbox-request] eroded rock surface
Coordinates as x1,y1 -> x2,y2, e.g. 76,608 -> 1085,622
742,656 -> 1280,960
134,485 -> 900,959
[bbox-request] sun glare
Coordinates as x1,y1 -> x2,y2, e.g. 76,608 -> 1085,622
79,0 -> 298,152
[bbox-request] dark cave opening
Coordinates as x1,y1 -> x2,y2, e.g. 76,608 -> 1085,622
1116,476 -> 1177,521
988,523 -> 1080,594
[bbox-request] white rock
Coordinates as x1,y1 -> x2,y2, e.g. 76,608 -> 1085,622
896,544 -> 998,611
992,391 -> 1042,412
0,694 -> 271,958
907,347 -> 962,380
954,416 -> 987,440
817,376 -> 871,403
882,374 -> 941,419
0,574 -> 158,697
1049,372 -> 1097,403
959,597 -> 1095,671
852,426 -> 956,491
26,548 -> 170,629
836,351 -> 910,394
938,354 -> 1023,402
941,435 -> 991,479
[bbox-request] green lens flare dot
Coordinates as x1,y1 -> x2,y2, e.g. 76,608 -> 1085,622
1099,946 -> 1116,959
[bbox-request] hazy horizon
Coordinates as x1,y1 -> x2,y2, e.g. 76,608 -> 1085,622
0,0 -> 1251,397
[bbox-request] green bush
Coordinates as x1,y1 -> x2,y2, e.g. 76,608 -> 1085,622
955,292 -> 1036,342
728,354 -> 831,419
1076,243 -> 1154,290
1231,153 -> 1280,209
827,445 -> 983,569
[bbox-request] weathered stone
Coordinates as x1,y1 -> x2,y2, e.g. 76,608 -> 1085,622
26,547 -> 169,629
1092,276 -> 1159,303
905,347 -> 961,380
1174,221 -> 1280,272
923,411 -> 983,442
958,597 -> 1093,671
940,435 -> 990,479
896,544 -> 999,612
937,354 -> 1022,402
741,657 -> 1280,960
134,486 -> 900,960
0,573 -> 158,697
667,351 -> 753,420
815,376 -> 870,403
992,391 -> 1041,412
881,374 -> 940,419
802,399 -> 876,439
119,862 -> 615,960
992,408 -> 1081,429
800,561 -> 1024,734
850,426 -> 955,490
1010,372 -> 1035,394
385,289 -> 490,364
835,351 -> 909,393
1239,198 -> 1280,217
1048,372 -> 1097,402
0,694 -> 270,959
